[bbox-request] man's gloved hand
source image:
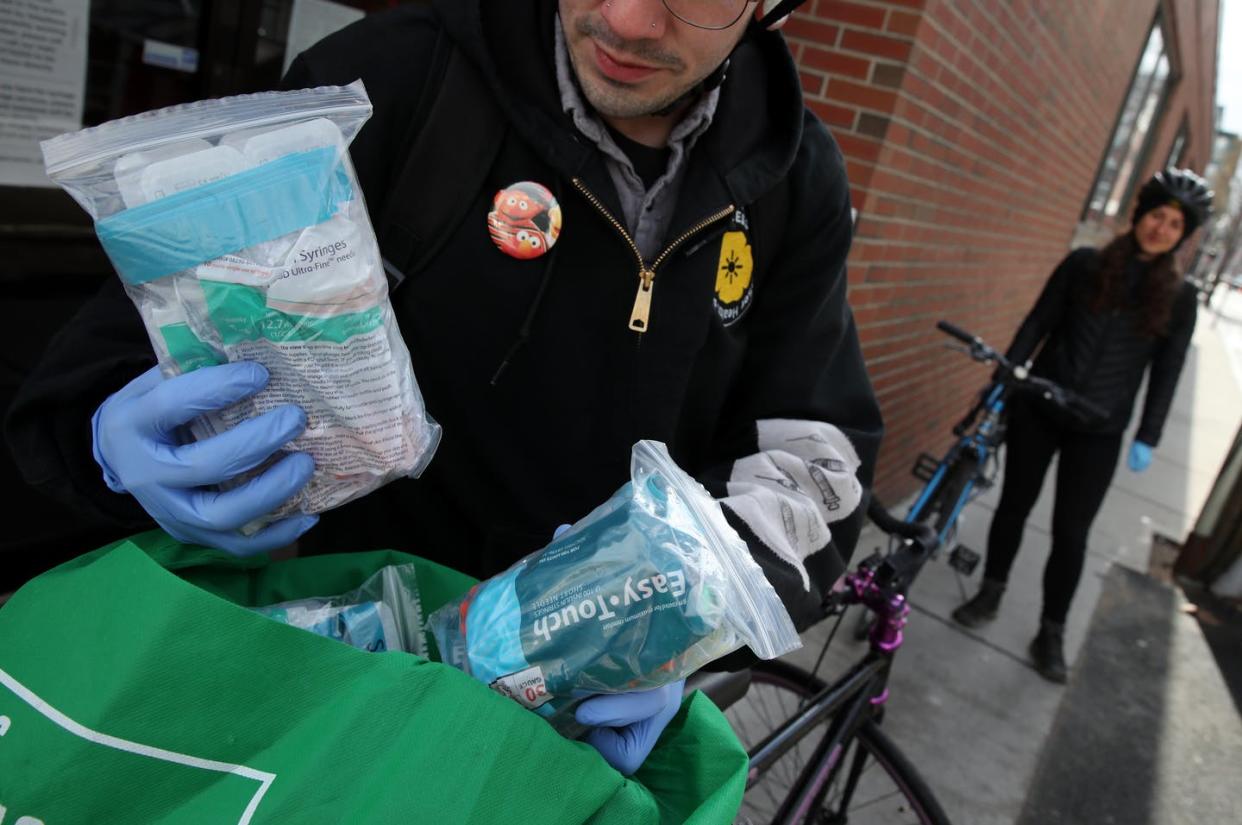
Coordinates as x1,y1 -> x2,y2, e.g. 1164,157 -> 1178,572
1127,441 -> 1153,473
575,680 -> 685,776
549,522 -> 685,776
92,362 -> 318,555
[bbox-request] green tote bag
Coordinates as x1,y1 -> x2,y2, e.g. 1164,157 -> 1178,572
0,530 -> 747,824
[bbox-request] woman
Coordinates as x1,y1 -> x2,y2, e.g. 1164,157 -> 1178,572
952,169 -> 1213,683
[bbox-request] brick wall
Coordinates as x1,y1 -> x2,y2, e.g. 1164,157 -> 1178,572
786,0 -> 1219,502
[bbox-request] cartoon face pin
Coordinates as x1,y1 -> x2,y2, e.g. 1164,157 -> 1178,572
488,181 -> 562,260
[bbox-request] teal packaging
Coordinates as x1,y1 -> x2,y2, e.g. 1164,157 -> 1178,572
429,441 -> 801,729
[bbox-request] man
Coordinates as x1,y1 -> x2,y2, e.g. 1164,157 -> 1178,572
8,0 -> 882,774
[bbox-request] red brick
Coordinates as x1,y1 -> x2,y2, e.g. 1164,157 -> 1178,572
840,29 -> 913,61
824,77 -> 898,111
886,9 -> 922,37
799,70 -> 825,96
782,16 -> 840,47
808,98 -> 857,128
813,0 -> 886,29
801,45 -> 872,79
835,132 -> 883,163
844,157 -> 875,189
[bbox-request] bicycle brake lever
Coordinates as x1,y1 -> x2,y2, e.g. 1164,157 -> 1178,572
969,341 -> 996,363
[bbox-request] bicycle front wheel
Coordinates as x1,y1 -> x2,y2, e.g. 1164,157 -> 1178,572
726,660 -> 950,825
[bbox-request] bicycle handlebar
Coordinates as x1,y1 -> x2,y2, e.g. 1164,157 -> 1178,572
856,496 -> 940,596
866,497 -> 938,555
935,320 -> 977,346
936,319 -> 1108,424
1022,374 -> 1110,422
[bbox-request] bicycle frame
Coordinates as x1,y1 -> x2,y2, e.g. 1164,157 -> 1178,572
905,382 -> 1007,543
747,656 -> 885,773
747,536 -> 923,823
769,660 -> 887,823
736,322 -> 1103,824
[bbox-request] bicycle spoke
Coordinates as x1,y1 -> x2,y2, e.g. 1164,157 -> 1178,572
825,746 -> 926,824
733,667 -> 947,825
848,787 -> 919,813
758,776 -> 783,813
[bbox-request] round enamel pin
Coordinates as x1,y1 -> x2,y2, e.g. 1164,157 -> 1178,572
488,181 -> 562,260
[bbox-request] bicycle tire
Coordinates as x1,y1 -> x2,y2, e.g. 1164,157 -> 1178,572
726,660 -> 951,825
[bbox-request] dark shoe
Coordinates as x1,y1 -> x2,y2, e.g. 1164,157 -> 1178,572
1029,619 -> 1068,684
951,579 -> 1005,628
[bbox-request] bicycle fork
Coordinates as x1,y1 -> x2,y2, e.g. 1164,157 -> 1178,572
771,668 -> 887,824
766,569 -> 909,823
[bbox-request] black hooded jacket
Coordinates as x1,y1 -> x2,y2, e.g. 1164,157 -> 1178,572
7,0 -> 882,641
1006,246 -> 1197,445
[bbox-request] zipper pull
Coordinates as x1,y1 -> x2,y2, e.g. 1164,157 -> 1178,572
629,269 -> 655,332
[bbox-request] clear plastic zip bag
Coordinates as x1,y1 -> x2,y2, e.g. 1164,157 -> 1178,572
41,81 -> 440,527
428,440 -> 801,731
254,563 -> 427,657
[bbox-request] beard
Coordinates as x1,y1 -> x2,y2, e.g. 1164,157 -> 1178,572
567,14 -> 701,119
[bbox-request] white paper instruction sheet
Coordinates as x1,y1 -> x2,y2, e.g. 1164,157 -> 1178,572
0,0 -> 89,188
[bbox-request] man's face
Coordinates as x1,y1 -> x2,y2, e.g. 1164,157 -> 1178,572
559,0 -> 756,120
1134,205 -> 1186,258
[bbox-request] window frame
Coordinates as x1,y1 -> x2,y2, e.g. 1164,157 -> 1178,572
1079,9 -> 1181,225
1166,116 -> 1190,168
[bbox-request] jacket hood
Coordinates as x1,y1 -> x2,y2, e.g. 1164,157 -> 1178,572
432,0 -> 805,205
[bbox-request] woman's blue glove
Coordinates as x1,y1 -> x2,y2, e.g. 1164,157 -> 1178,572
1127,441 -> 1153,473
575,680 -> 686,776
91,362 -> 318,555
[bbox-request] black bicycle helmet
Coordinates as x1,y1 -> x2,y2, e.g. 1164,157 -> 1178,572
1132,168 -> 1214,239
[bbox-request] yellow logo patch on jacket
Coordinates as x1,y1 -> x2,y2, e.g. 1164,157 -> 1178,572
714,229 -> 754,326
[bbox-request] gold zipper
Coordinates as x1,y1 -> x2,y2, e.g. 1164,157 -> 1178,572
572,178 -> 735,333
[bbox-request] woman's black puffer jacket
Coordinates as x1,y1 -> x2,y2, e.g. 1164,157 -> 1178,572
1005,247 -> 1197,446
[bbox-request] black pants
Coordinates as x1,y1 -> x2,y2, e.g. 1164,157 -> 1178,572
983,399 -> 1124,623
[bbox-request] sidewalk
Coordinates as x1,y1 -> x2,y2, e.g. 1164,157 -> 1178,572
784,302 -> 1242,824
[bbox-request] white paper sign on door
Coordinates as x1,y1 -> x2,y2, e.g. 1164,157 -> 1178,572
0,0 -> 89,188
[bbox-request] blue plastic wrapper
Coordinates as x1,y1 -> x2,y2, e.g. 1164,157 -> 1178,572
428,441 -> 800,729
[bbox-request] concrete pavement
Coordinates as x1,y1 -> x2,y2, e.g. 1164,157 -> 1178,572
780,301 -> 1242,824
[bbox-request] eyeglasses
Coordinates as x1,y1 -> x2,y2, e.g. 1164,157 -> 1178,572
662,0 -> 751,30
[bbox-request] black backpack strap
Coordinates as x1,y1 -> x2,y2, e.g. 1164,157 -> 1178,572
379,34 -> 506,290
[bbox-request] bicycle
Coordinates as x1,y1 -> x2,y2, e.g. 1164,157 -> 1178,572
686,496 -> 947,824
683,320 -> 1109,824
850,319 -> 1109,638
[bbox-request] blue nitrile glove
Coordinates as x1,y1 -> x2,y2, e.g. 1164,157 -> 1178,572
575,680 -> 686,776
1128,441 -> 1153,473
92,362 -> 318,555
557,519 -> 684,774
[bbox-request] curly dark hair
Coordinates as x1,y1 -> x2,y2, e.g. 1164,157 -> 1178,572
1087,232 -> 1181,337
